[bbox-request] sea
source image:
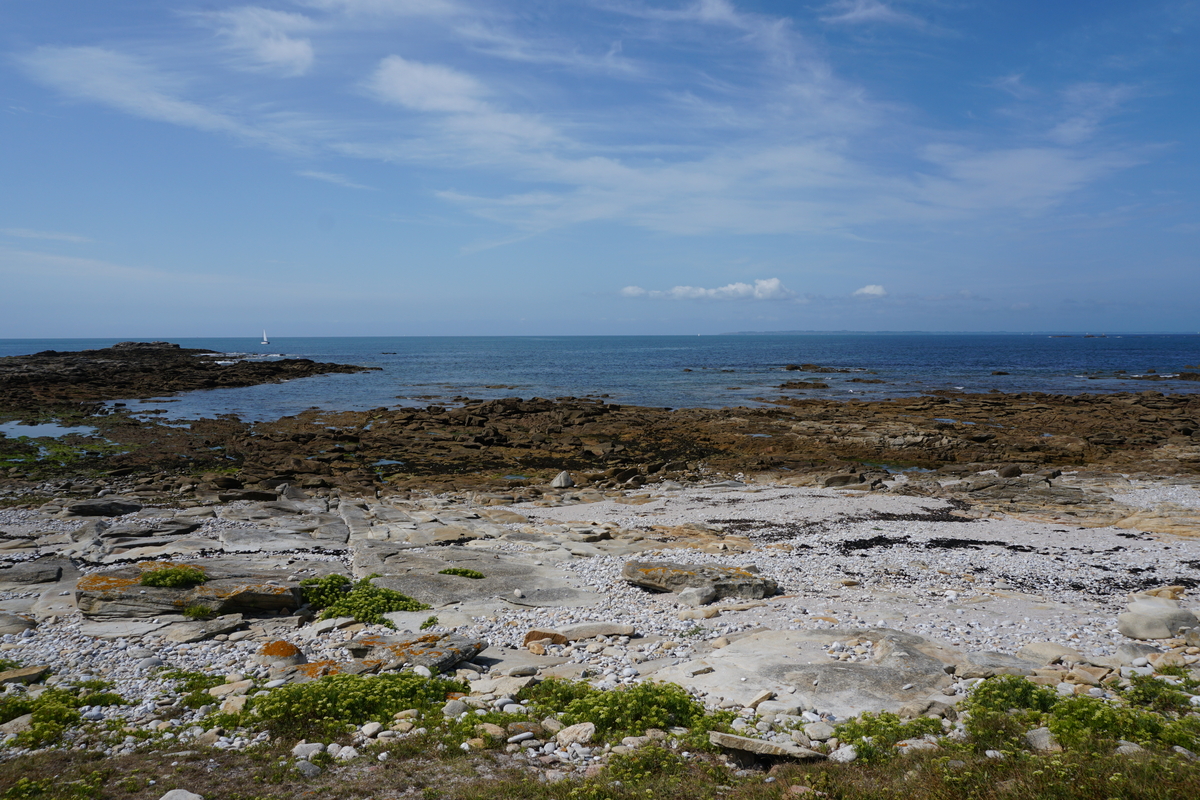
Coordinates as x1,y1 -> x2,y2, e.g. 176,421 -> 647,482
1,334 -> 1198,424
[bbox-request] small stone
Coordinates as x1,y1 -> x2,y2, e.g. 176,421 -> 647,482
294,760 -> 321,778
292,742 -> 324,759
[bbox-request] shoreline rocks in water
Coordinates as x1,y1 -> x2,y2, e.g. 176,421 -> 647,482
0,341 -> 377,408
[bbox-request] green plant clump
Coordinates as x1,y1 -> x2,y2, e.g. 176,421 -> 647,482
138,564 -> 208,588
438,567 -> 485,579
550,681 -> 707,743
834,711 -> 944,763
964,674 -> 1200,754
252,672 -> 466,737
299,573 -> 428,627
0,686 -> 125,748
420,616 -> 439,630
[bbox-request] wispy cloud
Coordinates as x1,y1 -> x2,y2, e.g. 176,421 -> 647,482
296,170 -> 376,190
299,0 -> 463,16
1048,83 -> 1138,145
203,6 -> 316,77
818,0 -> 931,30
1,228 -> 93,243
16,46 -> 304,153
622,278 -> 795,300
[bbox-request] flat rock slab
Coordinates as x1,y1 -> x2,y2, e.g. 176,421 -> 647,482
161,613 -> 246,643
75,563 -> 301,618
344,632 -> 487,674
0,665 -> 50,685
709,731 -> 824,760
622,561 -> 778,600
0,613 -> 36,635
653,628 -> 957,719
0,560 -> 70,585
353,542 -> 594,608
80,618 -> 179,639
955,651 -> 1040,679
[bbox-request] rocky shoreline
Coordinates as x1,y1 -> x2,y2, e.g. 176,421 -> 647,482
0,341 -> 377,410
1,343 -> 1199,798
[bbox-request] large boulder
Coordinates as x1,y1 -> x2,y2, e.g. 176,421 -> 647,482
621,561 -> 778,601
1118,596 -> 1200,640
75,563 -> 301,618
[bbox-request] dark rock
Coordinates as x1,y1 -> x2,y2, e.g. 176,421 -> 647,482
64,498 -> 142,517
997,465 -> 1023,478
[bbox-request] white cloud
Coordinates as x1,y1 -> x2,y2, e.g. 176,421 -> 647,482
818,0 -> 928,29
297,170 -> 376,190
205,7 -> 316,77
853,284 -> 886,296
367,55 -> 487,113
1,228 -> 92,243
626,278 -> 795,300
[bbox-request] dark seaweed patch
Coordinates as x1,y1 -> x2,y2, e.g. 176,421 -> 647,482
839,535 -> 911,552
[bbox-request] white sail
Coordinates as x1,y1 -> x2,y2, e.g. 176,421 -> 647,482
261,329 -> 270,345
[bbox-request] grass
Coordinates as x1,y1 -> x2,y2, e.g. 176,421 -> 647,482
1,738 -> 1198,800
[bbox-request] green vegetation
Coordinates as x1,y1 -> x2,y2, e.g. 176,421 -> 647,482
522,679 -> 724,744
420,615 -> 439,630
251,672 -> 466,738
437,568 -> 485,579
0,659 -> 21,672
299,573 -> 428,627
138,564 -> 208,589
0,686 -> 125,748
963,673 -> 1200,754
182,604 -> 214,620
833,711 -> 944,763
161,669 -> 225,709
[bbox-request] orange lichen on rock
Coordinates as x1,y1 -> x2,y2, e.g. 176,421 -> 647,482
76,574 -> 139,592
295,660 -> 341,679
259,640 -> 302,658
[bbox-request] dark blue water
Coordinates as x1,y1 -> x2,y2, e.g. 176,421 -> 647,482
2,335 -> 1198,422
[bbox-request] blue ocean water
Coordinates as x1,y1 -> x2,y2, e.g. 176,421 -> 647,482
1,335 -> 1198,422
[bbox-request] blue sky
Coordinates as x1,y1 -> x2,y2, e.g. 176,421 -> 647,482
2,0 -> 1197,336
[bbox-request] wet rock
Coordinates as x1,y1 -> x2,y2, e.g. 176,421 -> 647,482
622,561 -> 778,600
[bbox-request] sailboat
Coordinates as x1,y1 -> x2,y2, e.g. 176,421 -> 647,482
260,329 -> 270,345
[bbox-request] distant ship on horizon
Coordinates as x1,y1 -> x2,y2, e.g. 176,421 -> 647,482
260,329 -> 270,345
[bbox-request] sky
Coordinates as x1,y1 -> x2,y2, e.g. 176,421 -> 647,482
2,0 -> 1198,337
